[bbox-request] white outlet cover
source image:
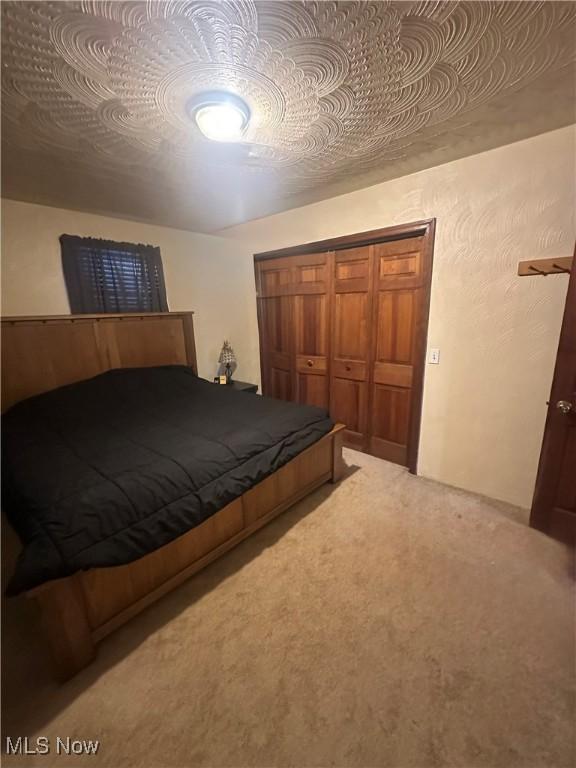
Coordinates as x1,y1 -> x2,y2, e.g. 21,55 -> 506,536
429,348 -> 440,364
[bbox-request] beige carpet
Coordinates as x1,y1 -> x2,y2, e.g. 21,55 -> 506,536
2,449 -> 574,768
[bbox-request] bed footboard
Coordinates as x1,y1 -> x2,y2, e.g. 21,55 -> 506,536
30,424 -> 345,680
34,576 -> 96,679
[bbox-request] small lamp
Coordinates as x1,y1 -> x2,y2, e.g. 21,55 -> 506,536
218,340 -> 236,383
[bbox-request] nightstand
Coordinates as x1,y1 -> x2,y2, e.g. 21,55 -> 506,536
227,380 -> 258,394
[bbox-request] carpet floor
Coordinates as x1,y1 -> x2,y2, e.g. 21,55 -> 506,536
2,449 -> 574,768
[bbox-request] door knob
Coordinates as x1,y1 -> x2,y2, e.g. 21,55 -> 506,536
556,400 -> 573,414
306,359 -> 313,367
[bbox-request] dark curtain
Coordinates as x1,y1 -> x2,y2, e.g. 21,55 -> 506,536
60,235 -> 169,314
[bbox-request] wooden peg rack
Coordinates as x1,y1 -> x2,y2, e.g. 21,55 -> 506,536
517,256 -> 572,277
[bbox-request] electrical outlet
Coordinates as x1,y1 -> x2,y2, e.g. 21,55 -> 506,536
428,348 -> 440,364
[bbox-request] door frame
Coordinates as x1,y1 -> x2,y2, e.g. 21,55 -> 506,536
254,218 -> 436,474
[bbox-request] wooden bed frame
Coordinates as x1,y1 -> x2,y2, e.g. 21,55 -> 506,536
1,312 -> 344,680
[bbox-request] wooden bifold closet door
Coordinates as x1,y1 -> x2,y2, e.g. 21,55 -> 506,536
370,236 -> 427,466
293,253 -> 330,410
255,221 -> 435,471
330,246 -> 373,450
256,256 -> 294,401
256,253 -> 330,409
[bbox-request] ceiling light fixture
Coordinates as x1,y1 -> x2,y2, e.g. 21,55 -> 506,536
187,91 -> 250,142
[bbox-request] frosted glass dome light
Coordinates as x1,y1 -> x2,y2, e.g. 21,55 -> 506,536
188,92 -> 250,142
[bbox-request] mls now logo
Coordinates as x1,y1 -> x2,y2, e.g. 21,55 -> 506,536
6,736 -> 100,755
6,737 -> 50,756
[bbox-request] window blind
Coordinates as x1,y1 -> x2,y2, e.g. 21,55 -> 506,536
60,235 -> 168,314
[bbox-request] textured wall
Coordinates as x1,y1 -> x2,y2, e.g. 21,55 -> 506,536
221,127 -> 576,507
0,199 -> 260,386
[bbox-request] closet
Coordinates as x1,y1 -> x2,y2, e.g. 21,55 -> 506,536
255,220 -> 435,470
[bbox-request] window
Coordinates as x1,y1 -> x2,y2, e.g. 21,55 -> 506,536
60,235 -> 168,314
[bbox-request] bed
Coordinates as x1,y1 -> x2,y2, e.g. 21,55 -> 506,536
1,312 -> 344,679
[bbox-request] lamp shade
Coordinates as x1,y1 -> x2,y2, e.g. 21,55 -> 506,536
218,340 -> 236,365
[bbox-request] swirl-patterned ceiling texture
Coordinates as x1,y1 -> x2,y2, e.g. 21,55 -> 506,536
2,1 -> 575,232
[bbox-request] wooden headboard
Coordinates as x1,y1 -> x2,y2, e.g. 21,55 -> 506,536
1,312 -> 197,411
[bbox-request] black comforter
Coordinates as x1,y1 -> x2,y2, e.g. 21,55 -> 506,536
2,366 -> 333,595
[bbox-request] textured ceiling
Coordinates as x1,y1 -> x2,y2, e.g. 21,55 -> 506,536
2,1 -> 575,233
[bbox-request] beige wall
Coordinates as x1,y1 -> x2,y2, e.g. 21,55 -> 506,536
1,199 -> 260,386
221,126 -> 576,507
2,127 -> 574,507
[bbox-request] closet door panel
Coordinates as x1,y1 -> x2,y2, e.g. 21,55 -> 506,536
333,292 -> 369,361
256,258 -> 293,297
374,237 -> 423,291
334,246 -> 371,293
373,362 -> 413,388
270,368 -> 292,401
296,372 -> 328,410
259,295 -> 294,401
294,289 -> 329,409
295,294 -> 327,354
373,290 -> 417,394
292,253 -> 329,295
375,291 -> 415,363
331,377 -> 367,448
369,385 -> 411,464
